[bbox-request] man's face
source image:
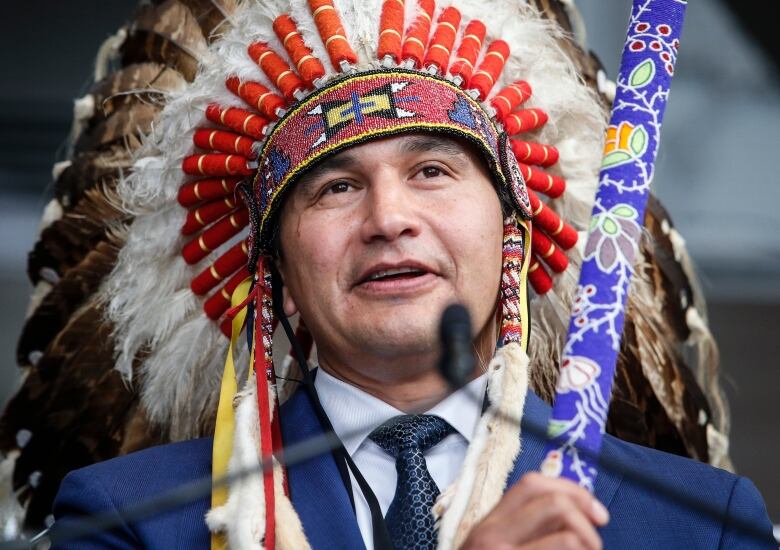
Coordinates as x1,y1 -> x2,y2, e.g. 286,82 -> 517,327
277,134 -> 504,372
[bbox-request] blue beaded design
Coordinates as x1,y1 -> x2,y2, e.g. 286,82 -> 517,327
369,415 -> 454,550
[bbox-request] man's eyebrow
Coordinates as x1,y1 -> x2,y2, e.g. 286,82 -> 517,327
397,135 -> 469,158
296,152 -> 359,194
294,135 -> 469,196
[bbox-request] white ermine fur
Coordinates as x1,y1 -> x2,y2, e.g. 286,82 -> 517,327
435,343 -> 529,549
206,375 -> 310,549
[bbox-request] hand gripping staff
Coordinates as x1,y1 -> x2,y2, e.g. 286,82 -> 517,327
542,0 -> 688,490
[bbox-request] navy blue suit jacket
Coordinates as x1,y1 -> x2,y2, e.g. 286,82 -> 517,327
52,388 -> 776,549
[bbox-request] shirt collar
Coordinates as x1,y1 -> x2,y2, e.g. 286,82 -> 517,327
314,367 -> 488,457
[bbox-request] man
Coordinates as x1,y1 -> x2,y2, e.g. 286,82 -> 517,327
49,0 -> 775,548
53,133 -> 775,549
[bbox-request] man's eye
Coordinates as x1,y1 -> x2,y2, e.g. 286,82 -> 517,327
324,181 -> 351,194
420,166 -> 444,178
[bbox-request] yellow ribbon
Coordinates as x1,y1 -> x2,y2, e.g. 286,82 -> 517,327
211,276 -> 254,550
517,216 -> 532,352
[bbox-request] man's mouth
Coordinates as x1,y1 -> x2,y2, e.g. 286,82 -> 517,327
355,262 -> 437,288
364,266 -> 427,282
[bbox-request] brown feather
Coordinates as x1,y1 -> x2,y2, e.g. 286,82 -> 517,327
74,103 -> 159,152
0,301 -> 163,529
2,0 -> 217,531
17,239 -> 120,368
528,0 -> 604,90
180,0 -> 237,41
121,0 -> 209,81
52,145 -> 131,210
530,193 -> 725,464
94,62 -> 186,117
28,186 -> 127,286
528,0 -> 574,33
136,0 -> 209,58
604,198 -> 718,463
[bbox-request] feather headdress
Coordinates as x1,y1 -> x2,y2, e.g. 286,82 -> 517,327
0,0 -> 730,539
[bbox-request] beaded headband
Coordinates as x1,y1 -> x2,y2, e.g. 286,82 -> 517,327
253,68 -> 533,249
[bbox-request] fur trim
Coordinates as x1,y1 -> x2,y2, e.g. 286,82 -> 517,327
277,356 -> 305,405
435,343 -> 529,549
206,374 -> 310,549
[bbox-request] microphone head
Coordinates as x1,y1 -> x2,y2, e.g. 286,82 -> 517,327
440,303 -> 471,339
438,303 -> 475,389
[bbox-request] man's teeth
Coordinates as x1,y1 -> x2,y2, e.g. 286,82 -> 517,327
367,267 -> 423,281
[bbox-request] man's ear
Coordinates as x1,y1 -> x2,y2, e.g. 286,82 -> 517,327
281,284 -> 299,317
275,261 -> 299,317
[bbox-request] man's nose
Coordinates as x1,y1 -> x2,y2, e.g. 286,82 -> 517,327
360,173 -> 422,243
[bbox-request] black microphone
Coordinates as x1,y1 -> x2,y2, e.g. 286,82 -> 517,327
437,303 -> 475,389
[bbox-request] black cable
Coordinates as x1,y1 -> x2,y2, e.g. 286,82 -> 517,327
269,265 -> 394,550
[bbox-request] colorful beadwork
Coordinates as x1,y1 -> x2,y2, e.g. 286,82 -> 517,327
253,69 -> 526,247
499,218 -> 530,348
254,262 -> 277,549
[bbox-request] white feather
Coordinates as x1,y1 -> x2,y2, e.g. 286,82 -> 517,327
0,452 -> 24,541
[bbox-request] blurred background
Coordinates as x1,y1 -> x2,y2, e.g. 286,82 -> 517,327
0,0 -> 778,532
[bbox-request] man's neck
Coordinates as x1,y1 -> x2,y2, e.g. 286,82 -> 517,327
315,314 -> 498,412
317,358 -> 452,413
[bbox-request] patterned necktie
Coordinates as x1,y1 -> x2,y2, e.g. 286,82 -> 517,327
369,414 -> 455,550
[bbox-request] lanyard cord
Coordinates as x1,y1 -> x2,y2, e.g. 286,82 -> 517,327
270,266 -> 394,550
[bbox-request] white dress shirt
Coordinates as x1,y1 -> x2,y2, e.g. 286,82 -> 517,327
314,368 -> 488,550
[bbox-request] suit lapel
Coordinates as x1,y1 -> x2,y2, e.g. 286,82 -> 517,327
506,391 -> 623,509
281,388 -> 365,549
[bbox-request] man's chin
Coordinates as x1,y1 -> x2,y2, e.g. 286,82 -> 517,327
352,319 -> 440,358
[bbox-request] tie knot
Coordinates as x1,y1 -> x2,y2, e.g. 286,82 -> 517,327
369,414 -> 454,458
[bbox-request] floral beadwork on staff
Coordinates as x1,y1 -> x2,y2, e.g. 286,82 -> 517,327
543,0 -> 688,490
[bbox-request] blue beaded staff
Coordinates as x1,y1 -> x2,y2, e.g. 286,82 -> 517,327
541,0 -> 688,490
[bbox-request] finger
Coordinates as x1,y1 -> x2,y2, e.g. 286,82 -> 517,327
495,492 -> 603,550
519,531 -> 599,550
499,472 -> 609,526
